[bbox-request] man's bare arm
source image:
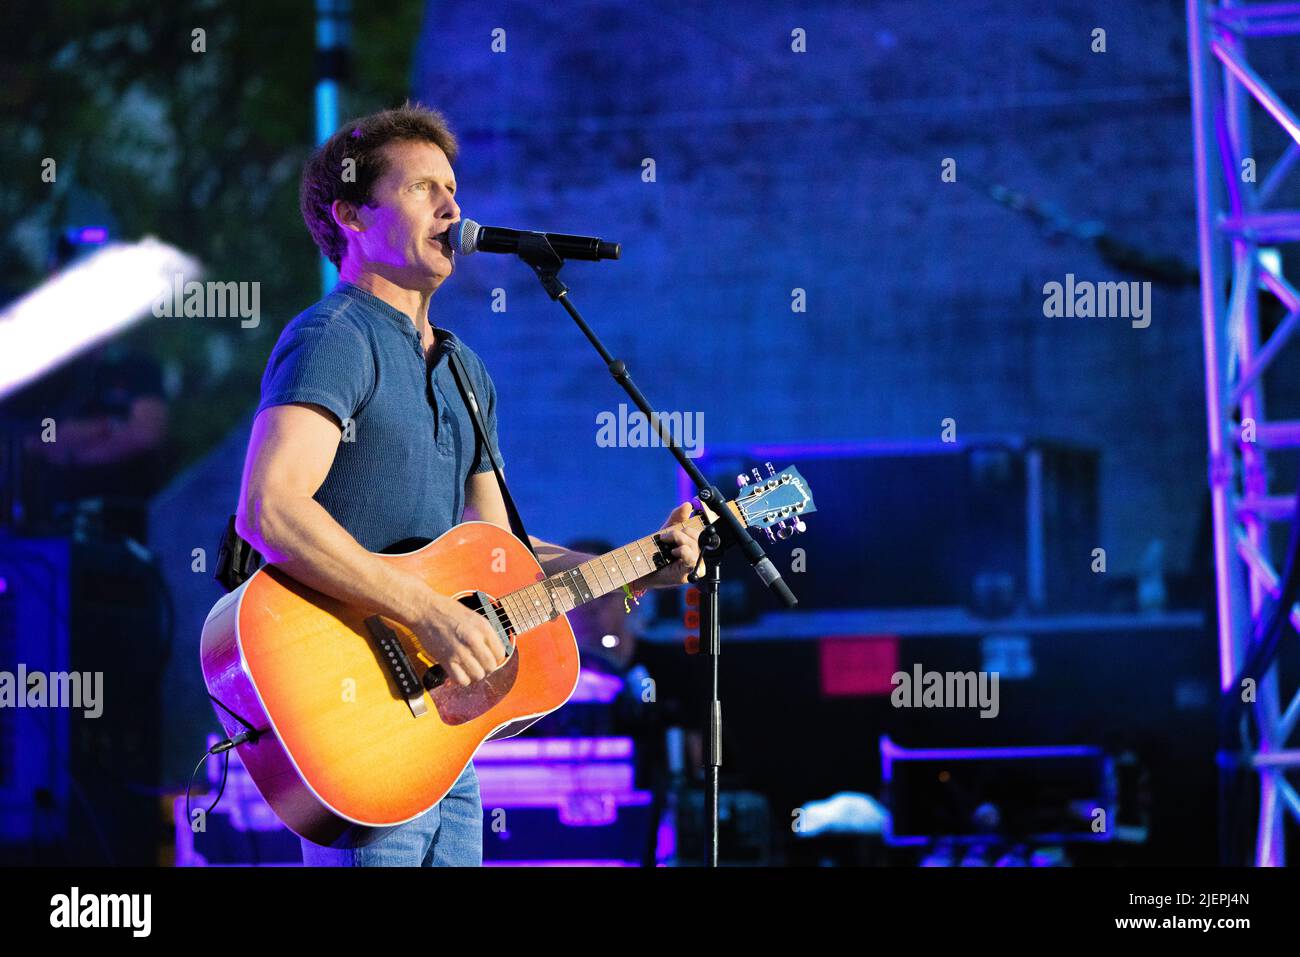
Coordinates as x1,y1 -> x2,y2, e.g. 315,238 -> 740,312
237,403 -> 503,686
236,403 -> 429,623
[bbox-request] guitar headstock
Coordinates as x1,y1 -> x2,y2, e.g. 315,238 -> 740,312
732,463 -> 816,541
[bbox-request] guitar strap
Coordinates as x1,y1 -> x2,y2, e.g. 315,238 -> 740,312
448,349 -> 538,559
214,513 -> 263,593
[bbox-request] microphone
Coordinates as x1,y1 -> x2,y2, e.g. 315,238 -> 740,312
447,219 -> 621,261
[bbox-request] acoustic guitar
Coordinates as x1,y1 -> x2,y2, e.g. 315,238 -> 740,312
200,466 -> 815,847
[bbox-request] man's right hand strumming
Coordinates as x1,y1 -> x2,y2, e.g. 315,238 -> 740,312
407,590 -> 507,687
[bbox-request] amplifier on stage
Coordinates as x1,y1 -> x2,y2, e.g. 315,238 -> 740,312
173,734 -> 660,867
675,438 -> 1100,618
880,737 -> 1114,847
476,736 -> 657,867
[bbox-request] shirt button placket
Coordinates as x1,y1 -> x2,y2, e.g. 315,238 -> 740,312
417,333 -> 440,441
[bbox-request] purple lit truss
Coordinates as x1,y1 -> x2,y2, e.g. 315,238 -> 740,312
1188,0 -> 1300,865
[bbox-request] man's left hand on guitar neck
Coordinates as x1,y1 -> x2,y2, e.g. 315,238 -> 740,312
633,502 -> 701,589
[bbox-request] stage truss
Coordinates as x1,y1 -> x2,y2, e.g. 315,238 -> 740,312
1188,0 -> 1300,865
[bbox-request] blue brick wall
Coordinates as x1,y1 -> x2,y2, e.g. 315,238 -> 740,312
410,0 -> 1243,573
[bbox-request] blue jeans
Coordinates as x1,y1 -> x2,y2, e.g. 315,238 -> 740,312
300,761 -> 482,866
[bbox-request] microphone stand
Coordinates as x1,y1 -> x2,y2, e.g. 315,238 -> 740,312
510,233 -> 798,867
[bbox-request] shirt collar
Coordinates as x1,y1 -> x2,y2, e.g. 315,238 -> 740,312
334,281 -> 459,354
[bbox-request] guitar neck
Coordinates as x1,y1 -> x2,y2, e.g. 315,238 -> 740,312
497,502 -> 739,633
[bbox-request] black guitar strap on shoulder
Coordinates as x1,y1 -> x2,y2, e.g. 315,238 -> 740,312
448,349 -> 538,560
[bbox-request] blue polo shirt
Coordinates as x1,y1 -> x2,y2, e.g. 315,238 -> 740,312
256,281 -> 502,553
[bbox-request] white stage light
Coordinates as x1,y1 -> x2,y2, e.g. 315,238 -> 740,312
0,238 -> 201,400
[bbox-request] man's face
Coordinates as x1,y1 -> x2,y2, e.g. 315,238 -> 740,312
340,139 -> 460,290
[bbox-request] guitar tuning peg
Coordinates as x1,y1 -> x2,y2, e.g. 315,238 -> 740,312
793,518 -> 807,534
751,468 -> 763,484
776,522 -> 794,540
737,474 -> 750,487
765,462 -> 776,477
765,527 -> 776,542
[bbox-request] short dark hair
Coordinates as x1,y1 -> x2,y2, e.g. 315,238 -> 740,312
299,102 -> 459,268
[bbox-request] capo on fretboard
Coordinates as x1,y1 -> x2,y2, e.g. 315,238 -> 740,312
650,533 -> 674,570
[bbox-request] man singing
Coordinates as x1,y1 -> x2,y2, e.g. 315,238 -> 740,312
235,103 -> 698,866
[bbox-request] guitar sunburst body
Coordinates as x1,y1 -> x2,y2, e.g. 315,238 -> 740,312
200,522 -> 577,848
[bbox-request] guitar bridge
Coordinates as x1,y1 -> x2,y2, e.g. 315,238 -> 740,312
364,616 -> 429,717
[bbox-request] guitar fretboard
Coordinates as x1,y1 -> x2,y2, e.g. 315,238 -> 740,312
497,507 -> 732,633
